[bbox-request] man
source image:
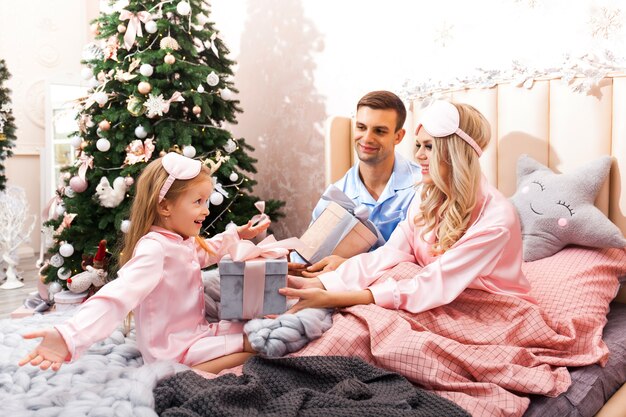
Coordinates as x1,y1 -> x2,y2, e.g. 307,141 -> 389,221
290,90 -> 421,276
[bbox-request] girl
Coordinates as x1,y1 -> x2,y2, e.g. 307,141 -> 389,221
282,100 -> 535,313
19,152 -> 269,372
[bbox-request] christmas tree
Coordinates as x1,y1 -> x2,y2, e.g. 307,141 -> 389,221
41,0 -> 284,290
0,59 -> 17,192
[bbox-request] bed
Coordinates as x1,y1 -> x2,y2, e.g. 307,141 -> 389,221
323,73 -> 626,416
2,74 -> 625,417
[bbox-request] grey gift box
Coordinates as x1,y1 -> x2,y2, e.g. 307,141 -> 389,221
218,255 -> 288,320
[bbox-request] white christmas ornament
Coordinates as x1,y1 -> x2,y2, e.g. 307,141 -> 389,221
144,93 -> 168,117
81,67 -> 93,80
140,63 -> 154,77
93,91 -> 108,105
96,177 -> 127,208
220,88 -> 235,100
197,84 -> 205,93
65,187 -> 75,198
121,219 -> 131,233
88,77 -> 100,89
145,20 -> 158,34
70,136 -> 83,148
176,1 -> 191,15
96,138 -> 111,152
209,192 -> 224,205
49,281 -> 62,295
57,267 -> 72,280
135,125 -> 148,139
206,72 -> 219,87
229,172 -> 239,182
50,254 -> 64,267
182,145 -> 196,158
56,203 -> 66,217
223,138 -> 237,153
59,243 -> 75,257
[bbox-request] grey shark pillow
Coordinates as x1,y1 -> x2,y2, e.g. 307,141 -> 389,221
510,154 -> 626,262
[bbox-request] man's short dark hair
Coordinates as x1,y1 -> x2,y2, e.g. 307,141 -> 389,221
357,91 -> 407,132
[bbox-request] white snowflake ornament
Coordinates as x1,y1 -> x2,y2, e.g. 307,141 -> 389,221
144,93 -> 168,118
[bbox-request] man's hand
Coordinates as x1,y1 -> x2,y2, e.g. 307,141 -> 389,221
301,255 -> 346,277
287,275 -> 324,290
279,287 -> 335,313
237,218 -> 270,240
287,262 -> 308,277
18,328 -> 70,371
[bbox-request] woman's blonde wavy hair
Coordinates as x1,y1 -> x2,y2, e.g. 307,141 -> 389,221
414,102 -> 490,255
119,156 -> 214,267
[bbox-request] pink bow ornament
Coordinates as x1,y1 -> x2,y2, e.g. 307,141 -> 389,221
119,10 -> 152,50
55,213 -> 77,235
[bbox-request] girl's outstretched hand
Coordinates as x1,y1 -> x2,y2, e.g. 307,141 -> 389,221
18,328 -> 70,371
237,218 -> 271,240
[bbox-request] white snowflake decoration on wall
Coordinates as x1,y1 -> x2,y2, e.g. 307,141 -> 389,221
589,7 -> 623,40
433,21 -> 455,48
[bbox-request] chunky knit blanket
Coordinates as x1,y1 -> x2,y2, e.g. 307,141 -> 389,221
154,355 -> 470,417
0,310 -> 186,417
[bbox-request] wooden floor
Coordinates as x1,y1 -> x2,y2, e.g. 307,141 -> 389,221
0,255 -> 39,319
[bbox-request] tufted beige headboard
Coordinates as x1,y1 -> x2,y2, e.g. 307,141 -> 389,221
325,74 -> 626,302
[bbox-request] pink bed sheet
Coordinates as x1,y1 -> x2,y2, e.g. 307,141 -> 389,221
286,262 -> 612,417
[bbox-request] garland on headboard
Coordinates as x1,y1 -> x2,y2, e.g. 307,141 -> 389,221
398,50 -> 626,102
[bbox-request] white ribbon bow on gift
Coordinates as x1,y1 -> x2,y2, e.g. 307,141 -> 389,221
320,185 -> 386,246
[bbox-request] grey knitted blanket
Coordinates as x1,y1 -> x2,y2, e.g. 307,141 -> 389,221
154,355 -> 470,416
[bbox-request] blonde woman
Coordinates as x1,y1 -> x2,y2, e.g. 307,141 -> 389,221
19,153 -> 269,372
283,100 -> 534,313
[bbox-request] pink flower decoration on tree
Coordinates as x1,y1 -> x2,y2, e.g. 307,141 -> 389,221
124,138 -> 155,165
